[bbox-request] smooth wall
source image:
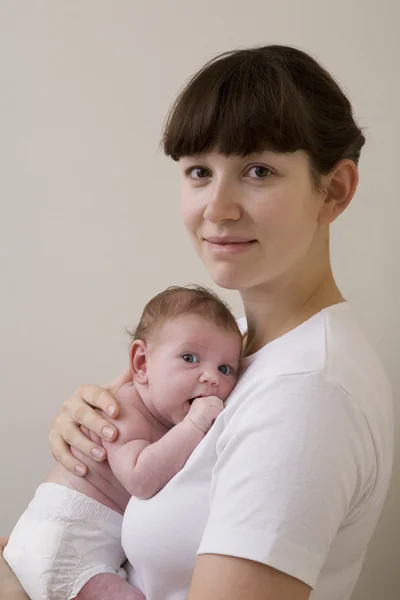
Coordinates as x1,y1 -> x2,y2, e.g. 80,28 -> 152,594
0,2 -> 398,598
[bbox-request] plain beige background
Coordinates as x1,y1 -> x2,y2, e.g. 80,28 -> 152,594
0,1 -> 398,598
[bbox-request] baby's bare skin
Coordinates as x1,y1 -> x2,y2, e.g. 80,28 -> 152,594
47,382 -> 222,511
47,383 -> 165,513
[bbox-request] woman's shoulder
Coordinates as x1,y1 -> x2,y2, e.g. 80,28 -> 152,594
238,303 -> 390,395
227,304 -> 393,444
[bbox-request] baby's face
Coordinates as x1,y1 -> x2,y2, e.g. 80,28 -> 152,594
145,314 -> 242,425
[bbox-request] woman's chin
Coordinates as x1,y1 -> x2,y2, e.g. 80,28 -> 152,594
208,265 -> 253,291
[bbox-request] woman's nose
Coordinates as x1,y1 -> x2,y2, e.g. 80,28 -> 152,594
203,181 -> 241,223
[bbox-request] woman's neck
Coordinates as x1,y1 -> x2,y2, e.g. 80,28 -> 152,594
241,263 -> 344,356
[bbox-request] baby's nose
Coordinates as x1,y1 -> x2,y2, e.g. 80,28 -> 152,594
199,370 -> 219,385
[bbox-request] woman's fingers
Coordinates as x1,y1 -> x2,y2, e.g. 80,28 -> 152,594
49,422 -> 106,475
48,374 -> 133,475
48,389 -> 120,474
71,384 -> 121,419
61,387 -> 118,440
50,414 -> 111,455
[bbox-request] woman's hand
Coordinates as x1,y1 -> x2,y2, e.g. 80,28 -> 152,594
48,369 -> 132,475
0,538 -> 29,599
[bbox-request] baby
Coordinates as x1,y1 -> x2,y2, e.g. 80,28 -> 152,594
4,285 -> 242,600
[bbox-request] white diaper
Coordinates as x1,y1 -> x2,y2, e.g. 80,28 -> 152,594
4,483 -> 126,600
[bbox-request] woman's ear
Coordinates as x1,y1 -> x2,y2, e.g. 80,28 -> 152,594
129,340 -> 148,384
319,159 -> 359,224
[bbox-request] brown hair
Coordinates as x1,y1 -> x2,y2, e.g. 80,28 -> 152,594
162,45 -> 365,183
130,284 -> 241,343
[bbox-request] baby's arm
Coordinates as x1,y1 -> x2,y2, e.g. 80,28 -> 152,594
106,396 -> 224,499
107,420 -> 202,499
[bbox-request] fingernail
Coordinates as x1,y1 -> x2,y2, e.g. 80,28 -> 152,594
91,447 -> 105,460
74,465 -> 86,476
107,405 -> 116,417
102,426 -> 115,440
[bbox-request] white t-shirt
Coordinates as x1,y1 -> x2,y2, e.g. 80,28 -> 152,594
121,303 -> 393,600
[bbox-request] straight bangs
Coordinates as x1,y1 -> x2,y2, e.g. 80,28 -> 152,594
162,50 -> 314,160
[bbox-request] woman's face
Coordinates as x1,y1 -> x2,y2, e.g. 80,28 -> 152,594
179,150 -> 327,292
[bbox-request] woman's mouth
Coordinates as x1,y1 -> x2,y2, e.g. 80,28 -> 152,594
204,237 -> 257,255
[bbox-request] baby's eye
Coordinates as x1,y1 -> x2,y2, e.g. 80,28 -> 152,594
218,365 -> 232,375
182,353 -> 199,364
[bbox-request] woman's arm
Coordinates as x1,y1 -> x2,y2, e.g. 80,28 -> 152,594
48,369 -> 132,475
0,539 -> 29,600
188,555 -> 311,600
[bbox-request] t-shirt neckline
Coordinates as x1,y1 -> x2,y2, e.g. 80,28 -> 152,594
239,301 -> 350,365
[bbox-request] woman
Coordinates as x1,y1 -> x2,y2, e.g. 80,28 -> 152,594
1,45 -> 393,600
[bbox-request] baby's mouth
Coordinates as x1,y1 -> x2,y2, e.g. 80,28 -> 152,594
188,394 -> 206,405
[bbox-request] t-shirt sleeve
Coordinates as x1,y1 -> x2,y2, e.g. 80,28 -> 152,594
197,372 -> 375,588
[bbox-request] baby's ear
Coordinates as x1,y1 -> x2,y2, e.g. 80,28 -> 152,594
130,340 -> 148,384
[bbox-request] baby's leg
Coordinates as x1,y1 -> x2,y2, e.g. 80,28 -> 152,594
76,573 -> 145,600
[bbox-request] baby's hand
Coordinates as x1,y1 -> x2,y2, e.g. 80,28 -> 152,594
185,396 -> 224,434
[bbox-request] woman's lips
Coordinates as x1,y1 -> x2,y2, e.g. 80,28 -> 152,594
204,237 -> 256,255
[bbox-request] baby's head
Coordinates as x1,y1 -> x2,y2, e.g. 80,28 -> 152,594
129,285 -> 242,426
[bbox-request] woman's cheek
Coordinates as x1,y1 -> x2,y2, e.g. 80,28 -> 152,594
181,205 -> 200,244
180,194 -> 194,227
180,206 -> 192,231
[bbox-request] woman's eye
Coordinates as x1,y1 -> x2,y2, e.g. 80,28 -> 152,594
187,167 -> 210,180
182,353 -> 199,364
218,365 -> 232,376
246,165 -> 271,178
